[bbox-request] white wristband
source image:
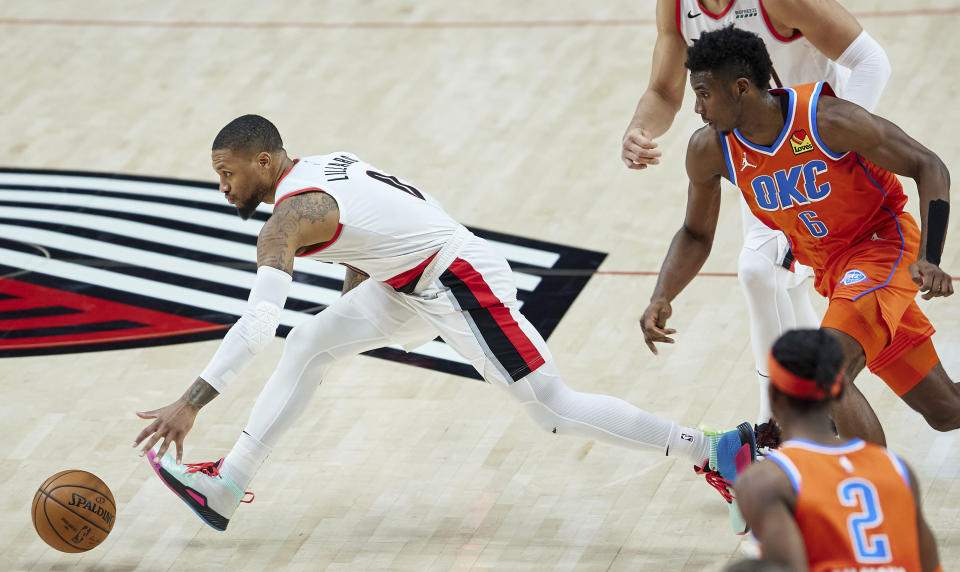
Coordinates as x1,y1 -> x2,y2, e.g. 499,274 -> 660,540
200,266 -> 292,392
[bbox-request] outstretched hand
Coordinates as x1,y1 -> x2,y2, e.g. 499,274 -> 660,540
133,399 -> 200,464
640,299 -> 676,355
910,260 -> 954,300
621,127 -> 662,170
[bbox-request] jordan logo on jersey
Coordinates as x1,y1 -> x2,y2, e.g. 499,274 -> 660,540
740,152 -> 757,171
790,129 -> 815,155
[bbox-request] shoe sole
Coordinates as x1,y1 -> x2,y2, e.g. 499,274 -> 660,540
146,451 -> 230,531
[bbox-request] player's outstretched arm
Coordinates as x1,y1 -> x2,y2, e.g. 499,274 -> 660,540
903,462 -> 942,572
763,0 -> 890,111
133,191 -> 341,462
817,97 -> 952,300
640,127 -> 725,354
735,461 -> 810,571
621,0 -> 687,170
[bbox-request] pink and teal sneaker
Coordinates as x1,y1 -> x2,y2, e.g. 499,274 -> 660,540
146,449 -> 252,531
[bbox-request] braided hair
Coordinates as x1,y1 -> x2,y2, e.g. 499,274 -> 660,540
771,329 -> 845,409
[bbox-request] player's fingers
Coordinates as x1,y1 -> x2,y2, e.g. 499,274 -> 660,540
920,274 -> 942,300
930,274 -> 950,299
647,327 -> 675,343
133,420 -> 160,448
935,275 -> 949,296
139,433 -> 161,458
136,410 -> 158,419
645,338 -> 659,355
622,140 -> 645,157
156,438 -> 172,463
174,438 -> 184,465
628,163 -> 648,170
656,308 -> 671,328
909,267 -> 923,286
946,278 -> 955,296
625,133 -> 658,149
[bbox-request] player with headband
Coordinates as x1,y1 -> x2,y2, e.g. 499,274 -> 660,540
733,329 -> 941,571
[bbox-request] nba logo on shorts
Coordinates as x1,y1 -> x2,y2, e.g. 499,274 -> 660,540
839,269 -> 868,286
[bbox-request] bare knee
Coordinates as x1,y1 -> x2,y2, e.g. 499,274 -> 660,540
921,396 -> 960,432
900,366 -> 960,432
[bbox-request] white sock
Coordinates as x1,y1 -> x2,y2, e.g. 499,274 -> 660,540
666,424 -> 710,466
756,372 -> 773,426
221,431 -> 271,491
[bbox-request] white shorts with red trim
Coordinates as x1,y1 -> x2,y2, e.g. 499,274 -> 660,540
331,235 -> 550,385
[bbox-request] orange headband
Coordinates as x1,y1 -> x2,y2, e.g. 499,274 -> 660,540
767,353 -> 842,400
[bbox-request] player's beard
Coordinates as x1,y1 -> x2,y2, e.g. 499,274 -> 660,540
236,199 -> 259,220
235,183 -> 267,220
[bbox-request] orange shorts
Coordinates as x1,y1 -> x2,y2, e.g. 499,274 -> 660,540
818,213 -> 938,395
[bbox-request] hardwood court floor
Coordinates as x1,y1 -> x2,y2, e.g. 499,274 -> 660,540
1,1 -> 959,570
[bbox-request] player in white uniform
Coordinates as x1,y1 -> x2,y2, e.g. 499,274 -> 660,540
133,115 -> 758,532
625,0 -> 891,450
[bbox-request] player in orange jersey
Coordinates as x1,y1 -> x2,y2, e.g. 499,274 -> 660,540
734,329 -> 940,571
640,26 -> 959,445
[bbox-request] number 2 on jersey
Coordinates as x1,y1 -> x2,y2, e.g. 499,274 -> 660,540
367,170 -> 425,200
838,478 -> 892,564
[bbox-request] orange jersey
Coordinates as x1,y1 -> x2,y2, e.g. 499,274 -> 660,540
720,82 -> 909,290
767,439 -> 923,572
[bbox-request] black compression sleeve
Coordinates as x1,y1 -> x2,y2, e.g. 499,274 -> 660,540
925,199 -> 950,266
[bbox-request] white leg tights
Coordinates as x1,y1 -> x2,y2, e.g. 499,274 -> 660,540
737,237 -> 819,425
504,362 -> 710,465
221,301 -> 397,489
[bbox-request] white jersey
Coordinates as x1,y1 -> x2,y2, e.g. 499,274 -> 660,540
676,0 -> 849,94
273,153 -> 461,285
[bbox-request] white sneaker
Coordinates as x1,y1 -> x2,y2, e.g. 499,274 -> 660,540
147,449 -> 252,531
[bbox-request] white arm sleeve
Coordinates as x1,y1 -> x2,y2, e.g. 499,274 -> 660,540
834,30 -> 891,112
200,265 -> 292,392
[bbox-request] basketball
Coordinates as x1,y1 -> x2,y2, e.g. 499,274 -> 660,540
31,470 -> 116,553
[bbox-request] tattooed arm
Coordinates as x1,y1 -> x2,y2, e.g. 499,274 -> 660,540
258,191 -> 341,274
133,192 -> 342,463
342,267 -> 369,295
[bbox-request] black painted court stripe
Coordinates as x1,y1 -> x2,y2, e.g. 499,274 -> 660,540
0,238 -> 324,315
1,320 -> 147,339
0,184 -> 270,221
0,218 -> 344,293
0,201 -> 566,276
0,306 -> 83,320
0,200 -> 256,245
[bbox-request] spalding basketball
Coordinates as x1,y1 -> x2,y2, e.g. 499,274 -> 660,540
32,470 -> 116,552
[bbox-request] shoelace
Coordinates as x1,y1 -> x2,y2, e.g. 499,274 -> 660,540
185,461 -> 222,478
695,465 -> 735,503
184,461 -> 256,504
